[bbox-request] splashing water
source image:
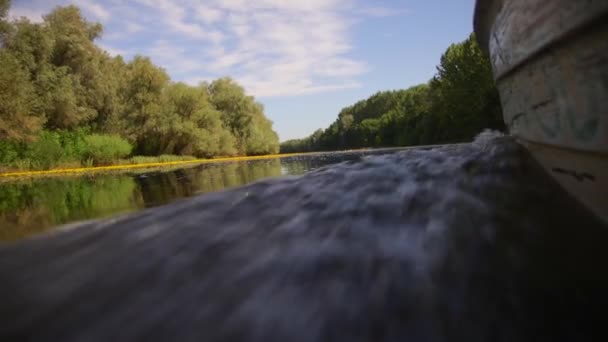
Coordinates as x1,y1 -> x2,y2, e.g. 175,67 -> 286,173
0,132 -> 606,341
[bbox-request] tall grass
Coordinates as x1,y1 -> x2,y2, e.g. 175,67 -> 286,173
0,130 -> 205,172
2,131 -> 132,171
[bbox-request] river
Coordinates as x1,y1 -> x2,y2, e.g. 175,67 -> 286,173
0,148 -> 406,241
1,135 -> 607,340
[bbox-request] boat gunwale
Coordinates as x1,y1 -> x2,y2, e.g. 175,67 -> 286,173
473,0 -> 608,82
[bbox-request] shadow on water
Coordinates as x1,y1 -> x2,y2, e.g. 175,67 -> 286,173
0,150 -> 398,241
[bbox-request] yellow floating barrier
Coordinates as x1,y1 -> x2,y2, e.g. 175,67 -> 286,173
0,152 -> 313,179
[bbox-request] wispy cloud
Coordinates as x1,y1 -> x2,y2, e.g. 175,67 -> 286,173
8,0 -> 404,97
145,40 -> 207,74
125,22 -> 144,34
133,0 -> 225,43
356,7 -> 410,17
195,4 -> 223,24
8,7 -> 45,23
73,0 -> 111,21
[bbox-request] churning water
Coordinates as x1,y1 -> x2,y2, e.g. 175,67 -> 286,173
0,147 -> 403,241
0,131 -> 606,341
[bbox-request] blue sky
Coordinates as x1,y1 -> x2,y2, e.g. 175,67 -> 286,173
10,0 -> 476,141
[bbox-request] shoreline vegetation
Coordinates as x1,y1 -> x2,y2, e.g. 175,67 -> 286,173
0,152 -> 196,173
1,2 -> 280,175
0,145 -> 451,180
1,1 -> 503,179
0,152 -> 310,179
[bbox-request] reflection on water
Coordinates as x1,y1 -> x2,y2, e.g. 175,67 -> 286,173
0,149 -> 400,241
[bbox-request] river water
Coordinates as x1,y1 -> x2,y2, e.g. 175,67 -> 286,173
1,133 -> 607,341
0,148 -> 406,241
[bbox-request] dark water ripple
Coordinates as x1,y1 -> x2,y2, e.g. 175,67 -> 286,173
0,148 -> 400,241
0,132 -> 606,341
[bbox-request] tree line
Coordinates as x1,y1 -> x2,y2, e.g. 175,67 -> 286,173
280,34 -> 504,153
0,1 -> 279,170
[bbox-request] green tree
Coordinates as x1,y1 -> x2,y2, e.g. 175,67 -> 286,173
0,1 -> 279,171
0,50 -> 42,140
43,6 -> 104,129
161,82 -> 237,157
0,0 -> 9,37
280,33 -> 503,153
121,56 -> 169,152
209,77 -> 279,155
44,5 -> 102,73
208,78 -> 254,149
93,55 -> 128,134
3,9 -> 99,130
429,33 -> 503,142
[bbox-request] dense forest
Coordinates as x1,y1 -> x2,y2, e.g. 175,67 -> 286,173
0,1 -> 279,171
280,34 -> 504,153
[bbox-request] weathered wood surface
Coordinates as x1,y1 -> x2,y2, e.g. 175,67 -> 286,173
0,134 -> 606,341
497,24 -> 608,153
475,0 -> 608,153
474,0 -> 608,222
475,0 -> 608,80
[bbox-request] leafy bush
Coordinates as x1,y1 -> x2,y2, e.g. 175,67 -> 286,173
57,128 -> 89,161
25,131 -> 64,170
0,140 -> 20,164
82,134 -> 133,165
11,159 -> 31,171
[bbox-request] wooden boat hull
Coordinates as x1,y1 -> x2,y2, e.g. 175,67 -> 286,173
474,0 -> 608,221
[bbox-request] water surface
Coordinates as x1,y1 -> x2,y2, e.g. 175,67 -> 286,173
0,149 -> 402,241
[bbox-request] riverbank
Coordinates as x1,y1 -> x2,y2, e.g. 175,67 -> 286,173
0,147 -> 414,241
0,152 -> 312,179
0,145 -> 456,180
2,133 -> 606,340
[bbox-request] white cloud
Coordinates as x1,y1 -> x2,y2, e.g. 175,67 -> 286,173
8,7 -> 45,23
195,5 -> 223,24
8,0 -> 111,23
357,7 -> 410,17
195,0 -> 369,96
74,0 -> 111,21
125,22 -> 144,34
133,0 -> 225,43
144,40 -> 207,74
117,0 -> 370,97
8,0 -> 384,97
